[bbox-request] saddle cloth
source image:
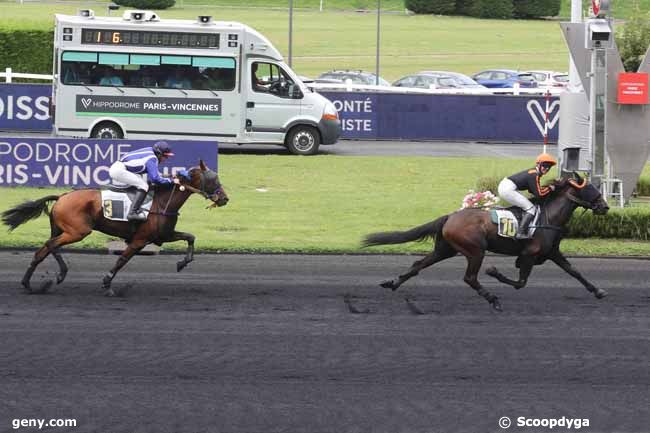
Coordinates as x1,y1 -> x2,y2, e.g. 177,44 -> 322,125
490,206 -> 540,239
101,187 -> 154,221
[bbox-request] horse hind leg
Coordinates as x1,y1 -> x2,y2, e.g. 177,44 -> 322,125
463,254 -> 502,311
22,231 -> 87,293
50,222 -> 68,284
380,238 -> 456,291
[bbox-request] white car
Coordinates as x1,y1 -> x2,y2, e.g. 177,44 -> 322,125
527,70 -> 569,89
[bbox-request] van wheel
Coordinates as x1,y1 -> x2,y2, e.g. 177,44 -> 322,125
91,122 -> 123,139
286,126 -> 320,155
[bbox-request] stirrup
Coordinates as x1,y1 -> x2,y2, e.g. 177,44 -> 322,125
127,211 -> 147,221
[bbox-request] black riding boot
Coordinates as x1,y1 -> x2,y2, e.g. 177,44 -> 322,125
516,212 -> 534,239
127,189 -> 148,221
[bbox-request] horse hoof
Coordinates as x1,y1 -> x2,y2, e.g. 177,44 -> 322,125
39,280 -> 54,294
176,261 -> 186,273
56,273 -> 66,285
104,288 -> 117,297
491,299 -> 503,312
380,280 -> 397,290
485,266 -> 499,278
594,289 -> 607,299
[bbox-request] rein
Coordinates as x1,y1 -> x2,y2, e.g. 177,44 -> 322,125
147,184 -> 180,217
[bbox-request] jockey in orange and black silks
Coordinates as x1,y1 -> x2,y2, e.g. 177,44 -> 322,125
498,153 -> 557,239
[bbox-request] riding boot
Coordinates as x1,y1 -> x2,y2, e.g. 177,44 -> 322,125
516,212 -> 534,239
127,189 -> 148,221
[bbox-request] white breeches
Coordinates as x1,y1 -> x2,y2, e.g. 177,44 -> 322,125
109,161 -> 149,191
498,178 -> 534,214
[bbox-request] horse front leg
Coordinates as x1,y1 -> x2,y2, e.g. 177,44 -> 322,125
166,231 -> 195,273
102,239 -> 147,297
549,251 -> 607,299
485,255 -> 535,290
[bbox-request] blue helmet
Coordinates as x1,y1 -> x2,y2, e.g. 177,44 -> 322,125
153,141 -> 174,157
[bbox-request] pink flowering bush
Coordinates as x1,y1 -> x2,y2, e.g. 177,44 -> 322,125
461,189 -> 500,209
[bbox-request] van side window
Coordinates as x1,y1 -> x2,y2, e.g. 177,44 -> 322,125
251,62 -> 300,99
60,51 -> 236,91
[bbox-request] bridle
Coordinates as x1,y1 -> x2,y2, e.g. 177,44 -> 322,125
152,170 -> 224,217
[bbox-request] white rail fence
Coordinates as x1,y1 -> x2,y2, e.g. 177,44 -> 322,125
1,67 -> 563,96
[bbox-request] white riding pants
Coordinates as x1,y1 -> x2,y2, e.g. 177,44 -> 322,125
109,161 -> 149,191
498,178 -> 534,215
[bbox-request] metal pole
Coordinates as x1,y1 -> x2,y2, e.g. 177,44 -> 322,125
375,0 -> 380,85
320,0 -> 323,12
569,0 -> 582,89
288,0 -> 293,67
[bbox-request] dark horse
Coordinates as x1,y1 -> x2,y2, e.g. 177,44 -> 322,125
363,173 -> 609,311
2,160 -> 228,296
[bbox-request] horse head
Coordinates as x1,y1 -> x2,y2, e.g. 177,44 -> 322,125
182,160 -> 229,207
558,172 -> 609,215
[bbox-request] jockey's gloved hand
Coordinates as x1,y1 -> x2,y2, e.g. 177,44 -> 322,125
176,169 -> 190,179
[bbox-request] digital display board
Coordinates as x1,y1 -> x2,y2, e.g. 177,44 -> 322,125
81,29 -> 219,48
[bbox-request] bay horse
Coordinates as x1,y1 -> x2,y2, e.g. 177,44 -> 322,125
2,160 -> 228,296
363,173 -> 609,311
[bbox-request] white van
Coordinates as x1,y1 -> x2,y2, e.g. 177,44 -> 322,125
52,10 -> 341,155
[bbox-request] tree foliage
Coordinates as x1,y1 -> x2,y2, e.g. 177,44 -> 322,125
615,9 -> 650,72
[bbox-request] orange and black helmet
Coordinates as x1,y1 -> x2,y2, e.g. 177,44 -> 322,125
535,153 -> 557,167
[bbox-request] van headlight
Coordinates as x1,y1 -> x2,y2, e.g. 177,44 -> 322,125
322,102 -> 338,121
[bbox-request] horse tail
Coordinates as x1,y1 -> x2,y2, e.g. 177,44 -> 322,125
2,195 -> 61,231
362,215 -> 449,247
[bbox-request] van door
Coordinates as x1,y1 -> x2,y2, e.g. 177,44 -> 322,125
245,60 -> 302,143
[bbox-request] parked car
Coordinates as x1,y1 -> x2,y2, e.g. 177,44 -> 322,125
471,69 -> 538,88
392,72 -> 467,89
316,70 -> 391,86
418,71 -> 486,89
526,70 -> 569,89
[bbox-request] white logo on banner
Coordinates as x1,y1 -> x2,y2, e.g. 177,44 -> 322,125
526,100 -> 560,137
81,98 -> 93,109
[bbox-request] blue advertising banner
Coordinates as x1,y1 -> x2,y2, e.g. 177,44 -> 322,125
0,84 -> 51,131
0,84 -> 561,142
0,138 -> 218,187
320,92 -> 560,142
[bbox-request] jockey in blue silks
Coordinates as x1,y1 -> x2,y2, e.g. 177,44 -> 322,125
108,141 -> 178,221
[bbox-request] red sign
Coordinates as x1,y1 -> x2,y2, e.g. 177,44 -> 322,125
592,0 -> 600,16
617,72 -> 649,105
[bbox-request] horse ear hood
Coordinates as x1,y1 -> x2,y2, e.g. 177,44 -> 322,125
199,160 -> 208,171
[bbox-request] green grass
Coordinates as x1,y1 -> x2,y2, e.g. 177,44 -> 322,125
2,155 -> 650,256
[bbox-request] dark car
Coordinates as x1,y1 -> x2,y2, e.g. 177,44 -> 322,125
316,70 -> 390,87
471,69 -> 538,88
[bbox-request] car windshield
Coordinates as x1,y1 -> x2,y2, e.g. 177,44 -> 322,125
554,74 -> 569,83
517,74 -> 535,82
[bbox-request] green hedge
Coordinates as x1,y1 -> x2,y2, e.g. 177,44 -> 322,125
567,209 -> 650,240
468,0 -> 513,19
405,0 -> 456,14
0,30 -> 53,76
513,0 -> 561,18
454,0 -> 474,15
114,0 -> 176,9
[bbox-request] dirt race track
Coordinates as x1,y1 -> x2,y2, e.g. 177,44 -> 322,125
0,251 -> 648,433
